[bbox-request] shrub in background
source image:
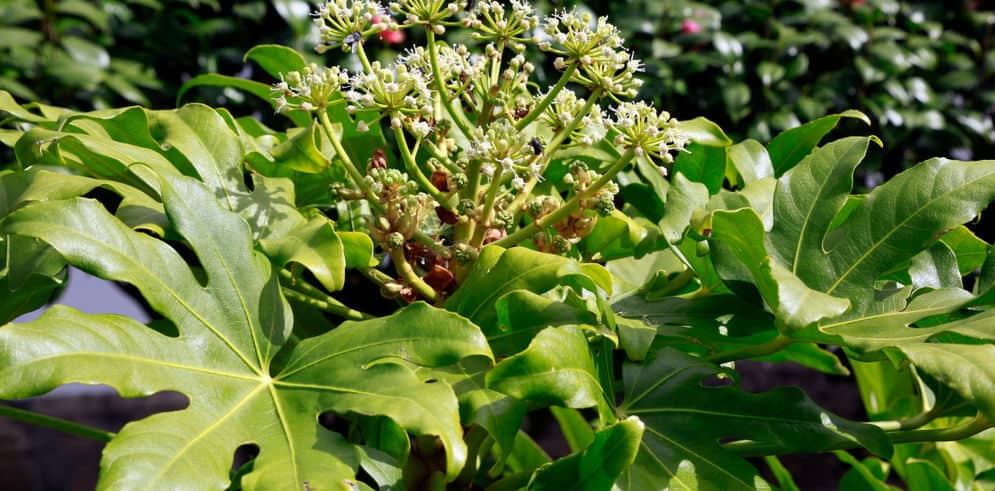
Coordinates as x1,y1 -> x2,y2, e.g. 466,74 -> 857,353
596,0 -> 995,180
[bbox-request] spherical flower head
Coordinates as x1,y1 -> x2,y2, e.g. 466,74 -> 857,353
466,0 -> 539,50
466,119 -> 536,181
349,61 -> 435,116
390,0 -> 464,29
610,101 -> 688,165
539,89 -> 608,146
313,0 -> 392,53
571,50 -> 645,100
400,44 -> 483,100
541,9 -> 624,62
272,64 -> 350,112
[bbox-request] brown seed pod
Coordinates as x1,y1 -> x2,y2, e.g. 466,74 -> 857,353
367,148 -> 388,173
422,264 -> 455,293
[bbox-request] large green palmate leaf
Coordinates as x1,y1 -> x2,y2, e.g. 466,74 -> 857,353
446,245 -> 611,334
527,417 -> 643,491
769,135 -> 995,315
615,348 -> 891,491
710,208 -> 850,331
9,103 -> 357,293
0,167 -> 167,322
0,173 -> 491,490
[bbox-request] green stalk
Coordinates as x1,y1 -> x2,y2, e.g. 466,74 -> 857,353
317,111 -> 380,207
515,62 -> 578,131
427,30 -> 475,137
391,115 -> 447,205
389,248 -> 439,303
724,414 -> 992,457
354,41 -> 375,74
869,401 -> 968,432
282,288 -> 371,321
455,159 -> 483,244
471,167 -> 504,247
0,404 -> 114,443
494,148 -> 635,247
278,270 -> 371,320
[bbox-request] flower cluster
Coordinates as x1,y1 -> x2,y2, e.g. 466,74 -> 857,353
465,0 -> 539,50
537,10 -> 643,98
313,0 -> 394,53
365,168 -> 436,248
541,89 -> 608,145
389,0 -> 463,33
611,101 -> 689,170
465,119 -> 540,188
273,64 -> 350,112
400,44 -> 484,101
271,0 -> 691,299
346,61 -> 435,122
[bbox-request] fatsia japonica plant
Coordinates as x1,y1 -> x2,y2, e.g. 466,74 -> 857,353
2,0 -> 995,489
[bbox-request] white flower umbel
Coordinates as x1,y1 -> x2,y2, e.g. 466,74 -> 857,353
465,0 -> 539,51
349,61 -> 436,117
313,0 -> 393,53
610,101 -> 688,168
272,64 -> 350,112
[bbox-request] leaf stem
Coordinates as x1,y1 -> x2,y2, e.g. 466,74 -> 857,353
706,335 -> 795,365
278,270 -> 372,320
0,404 -> 114,443
494,147 -> 635,247
869,401 -> 968,432
724,413 -> 992,457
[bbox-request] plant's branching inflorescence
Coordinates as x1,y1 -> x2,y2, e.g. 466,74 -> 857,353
272,0 -> 689,301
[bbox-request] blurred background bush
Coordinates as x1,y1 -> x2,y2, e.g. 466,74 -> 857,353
592,0 -> 995,181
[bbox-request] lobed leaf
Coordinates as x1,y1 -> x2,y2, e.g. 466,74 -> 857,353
1,173 -> 490,489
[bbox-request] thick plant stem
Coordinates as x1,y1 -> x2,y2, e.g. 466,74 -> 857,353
455,159 -> 483,244
869,402 -> 967,432
494,148 -> 635,247
724,414 -> 992,457
427,30 -> 475,138
278,270 -> 371,320
471,167 -> 504,247
706,335 -> 795,365
0,404 -> 114,443
282,289 -> 370,321
389,248 -> 439,302
354,41 -> 375,74
515,62 -> 578,131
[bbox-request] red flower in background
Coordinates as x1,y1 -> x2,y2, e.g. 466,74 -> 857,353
373,14 -> 405,44
681,19 -> 702,34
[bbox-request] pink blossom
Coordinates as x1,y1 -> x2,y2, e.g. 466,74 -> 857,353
373,14 -> 405,44
681,19 -> 703,34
